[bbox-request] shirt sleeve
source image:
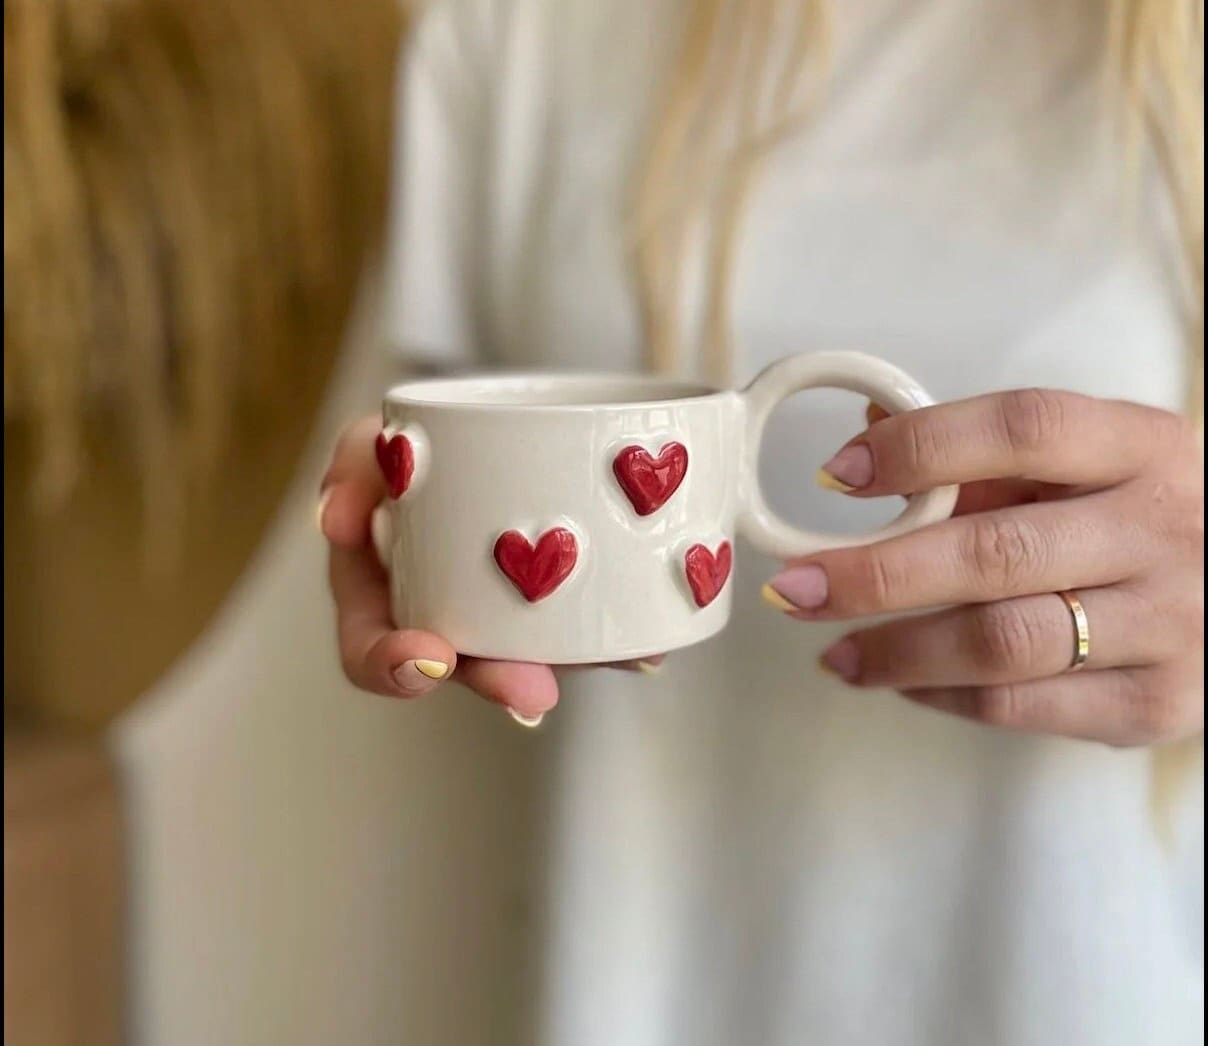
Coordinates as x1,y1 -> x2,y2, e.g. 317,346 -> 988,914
379,0 -> 488,369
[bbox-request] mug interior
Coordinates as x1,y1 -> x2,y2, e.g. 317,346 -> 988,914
386,372 -> 720,409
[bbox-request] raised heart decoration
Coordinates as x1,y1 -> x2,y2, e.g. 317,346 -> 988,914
612,441 -> 689,516
375,431 -> 415,499
493,528 -> 579,603
684,540 -> 732,608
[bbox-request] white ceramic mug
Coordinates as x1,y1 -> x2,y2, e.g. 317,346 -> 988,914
372,352 -> 958,663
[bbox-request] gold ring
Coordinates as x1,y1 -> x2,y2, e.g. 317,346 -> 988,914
1057,590 -> 1090,671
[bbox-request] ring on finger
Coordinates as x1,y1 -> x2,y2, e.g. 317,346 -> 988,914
1056,590 -> 1090,672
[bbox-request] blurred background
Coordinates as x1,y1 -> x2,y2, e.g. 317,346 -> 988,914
5,1 -> 546,1042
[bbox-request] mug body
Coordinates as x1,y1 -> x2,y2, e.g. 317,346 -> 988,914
382,374 -> 744,663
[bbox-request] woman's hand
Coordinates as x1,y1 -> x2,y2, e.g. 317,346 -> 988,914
321,416 -> 560,722
321,417 -> 661,724
763,389 -> 1204,746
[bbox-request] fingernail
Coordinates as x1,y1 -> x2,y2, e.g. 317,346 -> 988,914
637,659 -> 663,676
818,443 -> 873,491
413,659 -> 449,680
508,709 -> 545,728
764,565 -> 829,611
818,638 -> 860,682
760,583 -> 799,612
315,489 -> 334,535
392,659 -> 447,694
815,468 -> 857,493
865,402 -> 891,426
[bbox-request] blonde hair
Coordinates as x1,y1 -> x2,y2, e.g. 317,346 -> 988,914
4,0 -> 402,561
632,0 -> 1203,836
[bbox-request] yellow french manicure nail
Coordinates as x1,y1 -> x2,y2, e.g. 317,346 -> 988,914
508,709 -> 544,729
761,583 -> 799,612
414,659 -> 449,680
815,467 -> 856,493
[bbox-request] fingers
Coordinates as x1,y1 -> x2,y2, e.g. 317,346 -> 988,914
951,478 -> 1057,516
465,653 -> 669,724
454,659 -> 560,720
323,425 -> 461,702
818,585 -> 1172,690
560,654 -> 668,675
615,654 -> 667,675
320,418 -> 662,722
823,389 -> 1187,497
318,417 -> 611,721
319,415 -> 387,548
330,541 -> 650,717
765,488 -> 1154,619
864,404 -> 1056,516
330,543 -> 458,697
902,664 -> 1200,747
822,396 -> 1203,747
331,541 -> 564,716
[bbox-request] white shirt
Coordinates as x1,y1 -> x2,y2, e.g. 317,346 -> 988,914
384,1 -> 1203,1044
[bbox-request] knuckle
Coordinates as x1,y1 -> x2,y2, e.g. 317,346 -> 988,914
963,515 -> 1048,592
894,411 -> 952,485
970,601 -> 1040,671
853,548 -> 909,611
998,388 -> 1069,454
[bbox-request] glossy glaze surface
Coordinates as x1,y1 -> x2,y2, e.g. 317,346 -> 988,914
612,442 -> 689,517
683,541 -> 733,608
378,356 -> 957,662
374,431 -> 414,499
493,527 -> 579,603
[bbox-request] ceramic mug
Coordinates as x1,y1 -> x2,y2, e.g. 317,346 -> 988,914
371,352 -> 958,663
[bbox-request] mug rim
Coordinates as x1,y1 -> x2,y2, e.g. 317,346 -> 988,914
384,371 -> 726,412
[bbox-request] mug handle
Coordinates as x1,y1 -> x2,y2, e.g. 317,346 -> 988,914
738,351 -> 959,559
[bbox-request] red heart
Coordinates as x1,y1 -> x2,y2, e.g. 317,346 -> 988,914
612,442 -> 688,516
493,528 -> 579,603
375,431 -> 414,499
684,541 -> 732,608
